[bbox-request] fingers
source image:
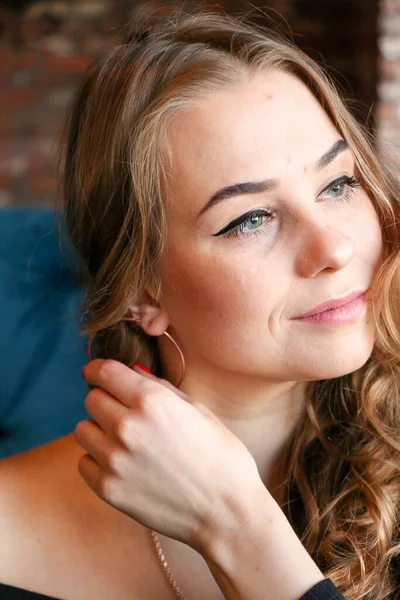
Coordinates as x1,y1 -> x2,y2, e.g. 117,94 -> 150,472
84,387 -> 128,438
83,359 -> 187,409
77,452 -> 116,504
83,360 -> 145,408
75,418 -> 119,470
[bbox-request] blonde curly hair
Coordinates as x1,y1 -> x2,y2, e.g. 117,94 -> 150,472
60,11 -> 400,599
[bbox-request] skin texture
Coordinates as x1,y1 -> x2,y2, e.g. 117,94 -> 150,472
136,70 -> 382,491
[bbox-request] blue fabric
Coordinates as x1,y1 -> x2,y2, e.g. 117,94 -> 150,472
0,207 -> 88,457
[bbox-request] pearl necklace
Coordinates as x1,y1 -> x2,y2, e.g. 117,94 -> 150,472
150,530 -> 188,600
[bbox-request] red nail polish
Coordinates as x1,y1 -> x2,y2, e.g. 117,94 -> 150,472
82,365 -> 87,378
134,362 -> 152,375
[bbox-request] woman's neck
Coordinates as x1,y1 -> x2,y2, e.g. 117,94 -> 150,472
178,368 -> 306,505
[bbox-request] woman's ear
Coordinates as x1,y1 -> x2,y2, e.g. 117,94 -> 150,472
129,290 -> 170,337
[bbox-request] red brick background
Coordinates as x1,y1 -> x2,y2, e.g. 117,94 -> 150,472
378,0 -> 400,166
0,0 -> 385,207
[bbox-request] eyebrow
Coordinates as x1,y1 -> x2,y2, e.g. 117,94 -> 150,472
198,139 -> 349,218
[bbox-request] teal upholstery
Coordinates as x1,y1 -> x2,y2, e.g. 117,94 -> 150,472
0,207 -> 88,457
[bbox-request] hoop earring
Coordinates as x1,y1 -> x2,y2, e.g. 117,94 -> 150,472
161,328 -> 186,389
86,319 -> 186,389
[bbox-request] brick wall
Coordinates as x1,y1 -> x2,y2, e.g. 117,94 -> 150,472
378,0 -> 400,165
0,0 -> 381,207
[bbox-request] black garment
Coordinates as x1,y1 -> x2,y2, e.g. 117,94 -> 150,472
0,578 -> 344,599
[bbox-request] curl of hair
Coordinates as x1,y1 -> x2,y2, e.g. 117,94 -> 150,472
59,11 -> 400,599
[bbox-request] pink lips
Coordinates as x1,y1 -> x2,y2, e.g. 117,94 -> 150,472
292,290 -> 367,325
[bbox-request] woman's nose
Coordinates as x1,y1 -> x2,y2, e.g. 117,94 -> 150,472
295,221 -> 355,279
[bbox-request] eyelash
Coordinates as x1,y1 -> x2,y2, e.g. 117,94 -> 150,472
214,174 -> 362,239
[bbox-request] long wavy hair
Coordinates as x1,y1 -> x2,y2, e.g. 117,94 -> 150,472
60,11 -> 400,599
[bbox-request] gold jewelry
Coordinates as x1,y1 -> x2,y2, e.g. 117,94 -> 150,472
150,530 -> 188,600
161,328 -> 186,388
86,318 -> 186,388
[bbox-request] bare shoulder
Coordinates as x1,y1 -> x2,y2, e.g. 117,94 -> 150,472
0,435 -> 87,578
0,434 -> 87,519
0,434 -> 165,599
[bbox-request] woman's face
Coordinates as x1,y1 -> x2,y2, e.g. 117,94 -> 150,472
158,70 -> 383,384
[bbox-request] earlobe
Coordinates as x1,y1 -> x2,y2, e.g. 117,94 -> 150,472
129,290 -> 171,337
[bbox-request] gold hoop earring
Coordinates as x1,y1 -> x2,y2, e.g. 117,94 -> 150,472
86,318 -> 186,389
161,328 -> 186,389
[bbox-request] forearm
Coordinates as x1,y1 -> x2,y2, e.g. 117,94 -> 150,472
199,487 -> 324,600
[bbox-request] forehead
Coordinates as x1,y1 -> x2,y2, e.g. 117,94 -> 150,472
165,71 -> 341,209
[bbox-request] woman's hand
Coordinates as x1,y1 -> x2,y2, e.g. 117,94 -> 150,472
75,359 -> 265,552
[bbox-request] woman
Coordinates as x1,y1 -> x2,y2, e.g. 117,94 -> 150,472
0,11 -> 399,600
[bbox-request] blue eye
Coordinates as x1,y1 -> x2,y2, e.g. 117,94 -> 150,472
239,213 -> 264,232
319,175 -> 361,201
323,180 -> 346,198
213,208 -> 276,238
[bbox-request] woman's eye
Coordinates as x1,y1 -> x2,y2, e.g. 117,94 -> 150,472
319,175 -> 360,201
213,209 -> 276,238
241,213 -> 264,232
324,181 -> 345,198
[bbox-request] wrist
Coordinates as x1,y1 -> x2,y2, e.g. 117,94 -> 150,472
197,485 -> 324,600
197,482 -> 282,559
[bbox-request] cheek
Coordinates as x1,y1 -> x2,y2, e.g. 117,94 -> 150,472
347,192 -> 383,267
163,251 -> 244,318
160,249 -> 285,366
160,246 -> 279,335
360,198 -> 384,266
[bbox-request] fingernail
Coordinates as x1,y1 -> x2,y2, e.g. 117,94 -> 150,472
82,365 -> 87,378
134,362 -> 152,375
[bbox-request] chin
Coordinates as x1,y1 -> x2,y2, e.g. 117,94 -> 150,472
303,344 -> 374,381
290,327 -> 376,381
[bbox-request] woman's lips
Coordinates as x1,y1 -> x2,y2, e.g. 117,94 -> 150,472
291,292 -> 367,325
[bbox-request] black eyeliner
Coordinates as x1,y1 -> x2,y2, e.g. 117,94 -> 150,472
212,209 -> 274,237
320,174 -> 361,195
212,176 -> 360,239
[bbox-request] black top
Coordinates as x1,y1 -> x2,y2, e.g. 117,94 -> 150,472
0,578 -> 344,599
